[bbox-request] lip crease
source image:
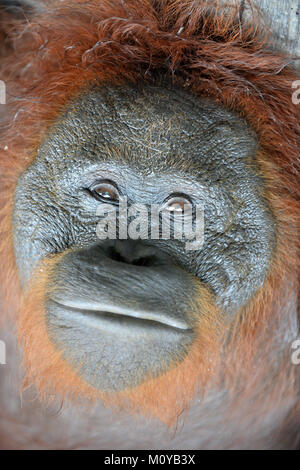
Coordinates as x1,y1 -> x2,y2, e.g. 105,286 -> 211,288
50,299 -> 192,332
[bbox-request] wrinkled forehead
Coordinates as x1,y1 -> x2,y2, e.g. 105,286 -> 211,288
35,83 -> 258,174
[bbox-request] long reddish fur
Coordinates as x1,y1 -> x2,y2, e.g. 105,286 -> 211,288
0,0 -> 299,440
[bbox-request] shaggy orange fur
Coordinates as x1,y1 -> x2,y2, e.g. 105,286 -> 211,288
0,0 -> 299,441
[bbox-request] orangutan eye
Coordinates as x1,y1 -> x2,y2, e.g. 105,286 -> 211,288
162,195 -> 192,214
89,181 -> 120,203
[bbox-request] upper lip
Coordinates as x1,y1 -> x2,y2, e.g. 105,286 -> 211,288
50,298 -> 192,332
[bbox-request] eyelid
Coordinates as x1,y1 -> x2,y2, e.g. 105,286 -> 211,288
89,179 -> 119,191
162,193 -> 193,208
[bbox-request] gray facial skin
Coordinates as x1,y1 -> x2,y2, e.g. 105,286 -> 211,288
13,83 -> 276,391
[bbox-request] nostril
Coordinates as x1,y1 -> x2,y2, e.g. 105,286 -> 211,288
101,240 -> 171,267
107,246 -> 155,267
131,256 -> 154,267
107,246 -> 128,263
